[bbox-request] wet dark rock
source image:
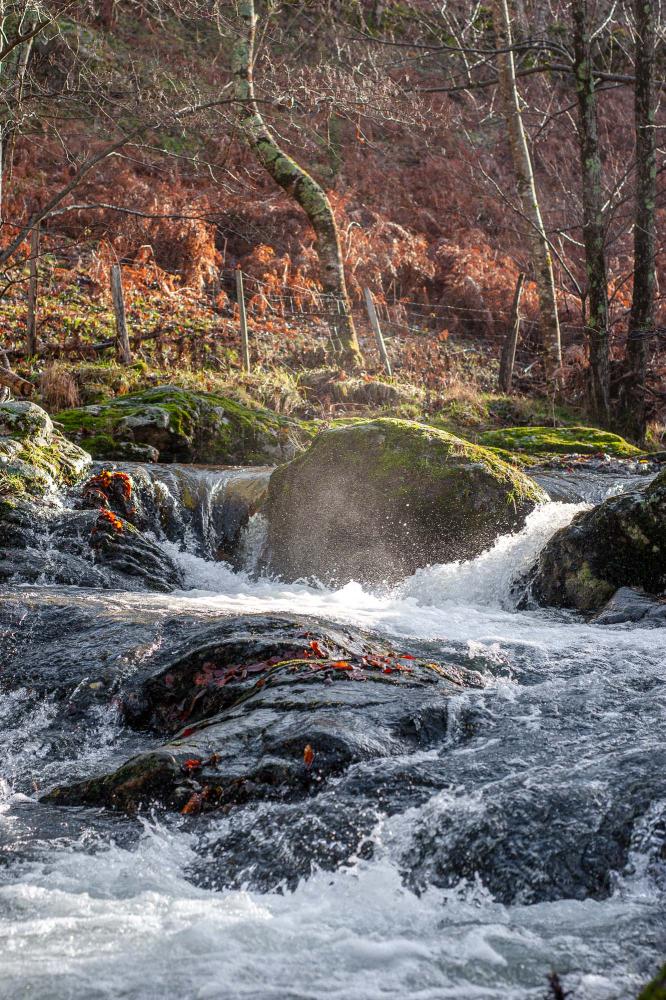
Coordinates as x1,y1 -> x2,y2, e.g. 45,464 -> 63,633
401,747 -> 666,905
0,497 -> 182,593
529,472 -> 666,611
592,587 -> 666,625
37,611 -> 485,814
265,418 -> 546,585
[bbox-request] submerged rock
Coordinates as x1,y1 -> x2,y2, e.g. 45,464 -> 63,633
265,418 -> 547,584
530,471 -> 666,611
55,385 -> 306,464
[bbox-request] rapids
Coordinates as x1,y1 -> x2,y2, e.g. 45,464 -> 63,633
0,464 -> 664,999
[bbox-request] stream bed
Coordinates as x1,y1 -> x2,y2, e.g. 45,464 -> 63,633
0,467 -> 664,1000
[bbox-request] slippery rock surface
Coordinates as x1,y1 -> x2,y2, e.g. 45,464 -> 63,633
265,417 -> 547,584
530,471 -> 666,611
591,587 -> 666,625
55,385 -> 305,464
28,606 -> 485,815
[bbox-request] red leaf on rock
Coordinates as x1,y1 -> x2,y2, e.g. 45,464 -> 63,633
182,758 -> 202,772
181,792 -> 203,815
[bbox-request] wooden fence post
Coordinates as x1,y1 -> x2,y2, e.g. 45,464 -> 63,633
236,268 -> 251,373
26,224 -> 40,356
110,264 -> 132,364
364,287 -> 392,376
498,272 -> 526,393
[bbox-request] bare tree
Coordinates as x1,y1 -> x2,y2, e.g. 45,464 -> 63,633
619,0 -> 657,442
572,0 -> 611,425
232,0 -> 364,369
490,0 -> 562,383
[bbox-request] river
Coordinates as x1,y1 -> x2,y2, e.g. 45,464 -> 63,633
0,467 -> 664,999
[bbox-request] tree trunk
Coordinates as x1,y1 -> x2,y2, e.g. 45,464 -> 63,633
619,0 -> 656,442
572,0 -> 611,426
232,0 -> 364,369
491,0 -> 562,383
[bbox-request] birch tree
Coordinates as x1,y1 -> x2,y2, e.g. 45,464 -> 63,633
232,0 -> 364,369
490,0 -> 562,383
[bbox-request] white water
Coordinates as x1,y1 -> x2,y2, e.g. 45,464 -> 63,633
1,492 -> 665,1000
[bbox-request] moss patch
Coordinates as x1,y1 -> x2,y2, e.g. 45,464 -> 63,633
0,402 -> 91,503
478,425 -> 641,457
638,965 -> 666,1000
56,385 -> 310,464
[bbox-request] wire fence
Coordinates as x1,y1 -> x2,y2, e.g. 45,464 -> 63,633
6,260 -> 666,385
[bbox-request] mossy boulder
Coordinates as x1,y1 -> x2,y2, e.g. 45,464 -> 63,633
55,385 -> 305,464
530,471 -> 666,611
478,425 -> 641,457
0,400 -> 90,503
265,418 -> 547,585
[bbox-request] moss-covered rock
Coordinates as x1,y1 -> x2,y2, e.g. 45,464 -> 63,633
638,964 -> 666,1000
0,400 -> 90,503
55,385 -> 306,464
478,425 -> 641,457
265,418 -> 547,584
530,473 -> 666,611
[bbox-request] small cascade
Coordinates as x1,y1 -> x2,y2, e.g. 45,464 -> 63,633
124,462 -> 271,561
0,462 -> 271,592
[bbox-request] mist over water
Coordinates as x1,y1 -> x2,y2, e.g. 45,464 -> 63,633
1,469 -> 665,1000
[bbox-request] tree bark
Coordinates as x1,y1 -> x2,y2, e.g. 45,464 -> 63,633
232,0 -> 364,369
491,0 -> 562,383
572,0 -> 611,426
619,0 -> 656,442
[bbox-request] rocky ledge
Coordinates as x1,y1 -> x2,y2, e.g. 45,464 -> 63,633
55,385 -> 307,464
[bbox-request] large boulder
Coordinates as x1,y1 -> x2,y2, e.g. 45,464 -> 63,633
265,418 -> 547,584
55,385 -> 306,464
530,471 -> 666,611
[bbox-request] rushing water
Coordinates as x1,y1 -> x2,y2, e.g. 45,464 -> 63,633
0,467 -> 664,1000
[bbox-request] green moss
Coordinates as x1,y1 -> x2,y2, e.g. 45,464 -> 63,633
478,425 -> 641,457
310,418 -> 546,508
0,402 -> 91,505
564,561 -> 615,610
638,965 -> 666,1000
56,385 -> 308,464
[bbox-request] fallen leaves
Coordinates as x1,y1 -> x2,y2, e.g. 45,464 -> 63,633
94,508 -> 124,533
303,744 -> 315,769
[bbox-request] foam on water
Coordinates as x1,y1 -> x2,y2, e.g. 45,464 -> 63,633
0,806 -> 661,1000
